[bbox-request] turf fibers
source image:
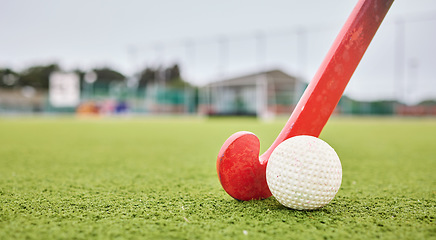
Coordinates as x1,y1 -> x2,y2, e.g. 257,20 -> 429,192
0,117 -> 435,239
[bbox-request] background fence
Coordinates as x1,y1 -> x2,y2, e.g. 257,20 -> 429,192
1,12 -> 435,116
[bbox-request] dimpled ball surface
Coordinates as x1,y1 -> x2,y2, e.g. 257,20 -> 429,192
266,135 -> 342,210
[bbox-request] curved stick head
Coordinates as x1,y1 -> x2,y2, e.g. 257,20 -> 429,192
217,131 -> 272,201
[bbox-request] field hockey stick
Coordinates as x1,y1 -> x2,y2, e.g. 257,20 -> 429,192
217,0 -> 394,201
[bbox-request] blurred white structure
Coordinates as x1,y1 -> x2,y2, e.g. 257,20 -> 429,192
200,69 -> 306,118
49,72 -> 80,107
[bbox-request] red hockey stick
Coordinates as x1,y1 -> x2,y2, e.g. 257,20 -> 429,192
217,0 -> 394,201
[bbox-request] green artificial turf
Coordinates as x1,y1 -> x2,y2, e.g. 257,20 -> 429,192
0,116 -> 435,239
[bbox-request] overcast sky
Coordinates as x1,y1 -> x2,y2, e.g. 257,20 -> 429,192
1,0 -> 436,103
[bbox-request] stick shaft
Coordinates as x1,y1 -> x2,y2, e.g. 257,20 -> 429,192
261,0 -> 394,162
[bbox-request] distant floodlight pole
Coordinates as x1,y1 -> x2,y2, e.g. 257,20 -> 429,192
127,45 -> 140,112
184,40 -> 195,114
256,31 -> 268,119
184,40 -> 196,79
394,18 -> 406,104
154,44 -> 165,85
218,36 -> 228,78
295,27 -> 307,105
407,58 -> 419,104
154,44 -> 166,109
256,31 -> 267,71
217,37 -> 228,112
127,45 -> 139,76
296,27 -> 307,76
84,70 -> 97,100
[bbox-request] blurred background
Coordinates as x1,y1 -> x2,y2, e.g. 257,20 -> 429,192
0,0 -> 435,117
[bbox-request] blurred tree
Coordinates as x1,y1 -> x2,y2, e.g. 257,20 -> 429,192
0,68 -> 19,88
165,64 -> 180,81
93,67 -> 126,84
18,64 -> 60,89
419,100 -> 436,106
137,67 -> 156,88
72,69 -> 86,91
137,64 -> 191,88
165,64 -> 186,88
